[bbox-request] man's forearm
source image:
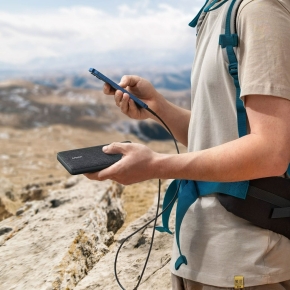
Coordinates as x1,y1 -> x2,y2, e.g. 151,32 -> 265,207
156,133 -> 288,182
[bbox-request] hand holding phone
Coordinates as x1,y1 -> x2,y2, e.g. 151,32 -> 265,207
89,68 -> 148,109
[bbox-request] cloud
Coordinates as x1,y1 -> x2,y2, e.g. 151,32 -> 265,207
0,3 -> 198,69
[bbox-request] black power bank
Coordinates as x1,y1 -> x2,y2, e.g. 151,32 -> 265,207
57,141 -> 131,175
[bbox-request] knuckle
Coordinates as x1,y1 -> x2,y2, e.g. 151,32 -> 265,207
110,142 -> 117,149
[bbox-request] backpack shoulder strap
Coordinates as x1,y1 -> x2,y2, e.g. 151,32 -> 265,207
219,0 -> 247,137
188,0 -> 211,30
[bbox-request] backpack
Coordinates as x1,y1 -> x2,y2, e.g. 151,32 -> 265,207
155,0 -> 290,271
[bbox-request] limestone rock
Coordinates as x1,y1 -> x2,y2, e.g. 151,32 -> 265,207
0,226 -> 12,236
20,177 -> 63,202
0,177 -> 176,290
0,176 -> 126,290
75,194 -> 175,290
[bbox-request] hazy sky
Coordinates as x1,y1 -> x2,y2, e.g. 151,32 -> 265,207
0,0 -> 204,71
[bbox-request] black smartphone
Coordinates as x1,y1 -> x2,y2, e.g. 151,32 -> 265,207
57,141 -> 131,175
89,68 -> 148,109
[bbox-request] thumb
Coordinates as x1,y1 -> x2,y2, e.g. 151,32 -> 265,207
119,75 -> 139,88
102,142 -> 126,154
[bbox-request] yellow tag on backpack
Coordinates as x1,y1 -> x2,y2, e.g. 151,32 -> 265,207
234,275 -> 244,289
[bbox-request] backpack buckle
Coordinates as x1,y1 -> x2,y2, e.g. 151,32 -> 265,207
219,34 -> 238,48
228,62 -> 238,77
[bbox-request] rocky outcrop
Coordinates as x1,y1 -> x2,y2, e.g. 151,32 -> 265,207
75,194 -> 175,290
0,175 -> 175,290
0,176 -> 126,290
0,176 -> 66,221
19,176 -> 63,202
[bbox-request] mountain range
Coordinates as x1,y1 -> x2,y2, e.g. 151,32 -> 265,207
0,67 -> 192,91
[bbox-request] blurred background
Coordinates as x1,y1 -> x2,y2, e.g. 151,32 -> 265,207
0,0 -> 201,220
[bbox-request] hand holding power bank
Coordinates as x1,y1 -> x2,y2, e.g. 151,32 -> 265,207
57,141 -> 131,175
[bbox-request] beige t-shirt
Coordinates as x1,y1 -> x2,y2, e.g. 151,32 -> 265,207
170,0 -> 290,287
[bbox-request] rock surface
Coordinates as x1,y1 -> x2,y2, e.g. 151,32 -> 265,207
76,194 -> 175,290
0,176 -> 175,290
0,176 -> 126,290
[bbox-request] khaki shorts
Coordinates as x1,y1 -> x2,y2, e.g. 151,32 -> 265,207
171,274 -> 290,290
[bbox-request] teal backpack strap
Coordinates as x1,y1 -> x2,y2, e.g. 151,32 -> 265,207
158,179 -> 250,271
155,179 -> 194,269
189,0 -> 231,28
219,0 -> 247,137
287,164 -> 290,177
155,179 -> 181,234
173,180 -> 249,270
204,0 -> 230,12
196,180 -> 249,199
188,0 -> 211,28
174,180 -> 196,269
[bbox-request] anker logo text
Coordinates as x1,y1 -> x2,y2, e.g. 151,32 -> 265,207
72,156 -> 82,159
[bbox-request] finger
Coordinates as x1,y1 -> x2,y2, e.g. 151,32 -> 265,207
103,83 -> 116,95
119,75 -> 139,88
120,93 -> 130,114
84,169 -> 111,182
84,172 -> 102,180
97,163 -> 119,181
103,142 -> 128,155
114,90 -> 124,107
128,98 -> 140,117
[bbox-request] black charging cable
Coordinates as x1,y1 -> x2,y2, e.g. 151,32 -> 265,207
146,107 -> 180,155
114,106 -> 181,290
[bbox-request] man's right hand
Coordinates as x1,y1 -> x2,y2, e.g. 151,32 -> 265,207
103,75 -> 164,120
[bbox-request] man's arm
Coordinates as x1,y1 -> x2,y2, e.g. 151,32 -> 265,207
157,94 -> 290,181
85,94 -> 290,185
103,76 -> 191,146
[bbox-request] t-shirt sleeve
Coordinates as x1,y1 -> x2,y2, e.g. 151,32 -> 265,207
237,0 -> 290,101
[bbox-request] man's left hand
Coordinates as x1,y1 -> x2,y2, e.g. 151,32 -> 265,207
84,142 -> 160,185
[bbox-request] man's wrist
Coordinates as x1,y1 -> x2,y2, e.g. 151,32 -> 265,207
152,153 -> 178,180
150,93 -> 168,118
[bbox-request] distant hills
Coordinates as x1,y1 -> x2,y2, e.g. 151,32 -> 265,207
0,77 -> 190,141
0,67 -> 191,91
31,70 -> 191,91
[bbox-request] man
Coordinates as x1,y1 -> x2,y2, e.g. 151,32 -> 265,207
85,0 -> 290,289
